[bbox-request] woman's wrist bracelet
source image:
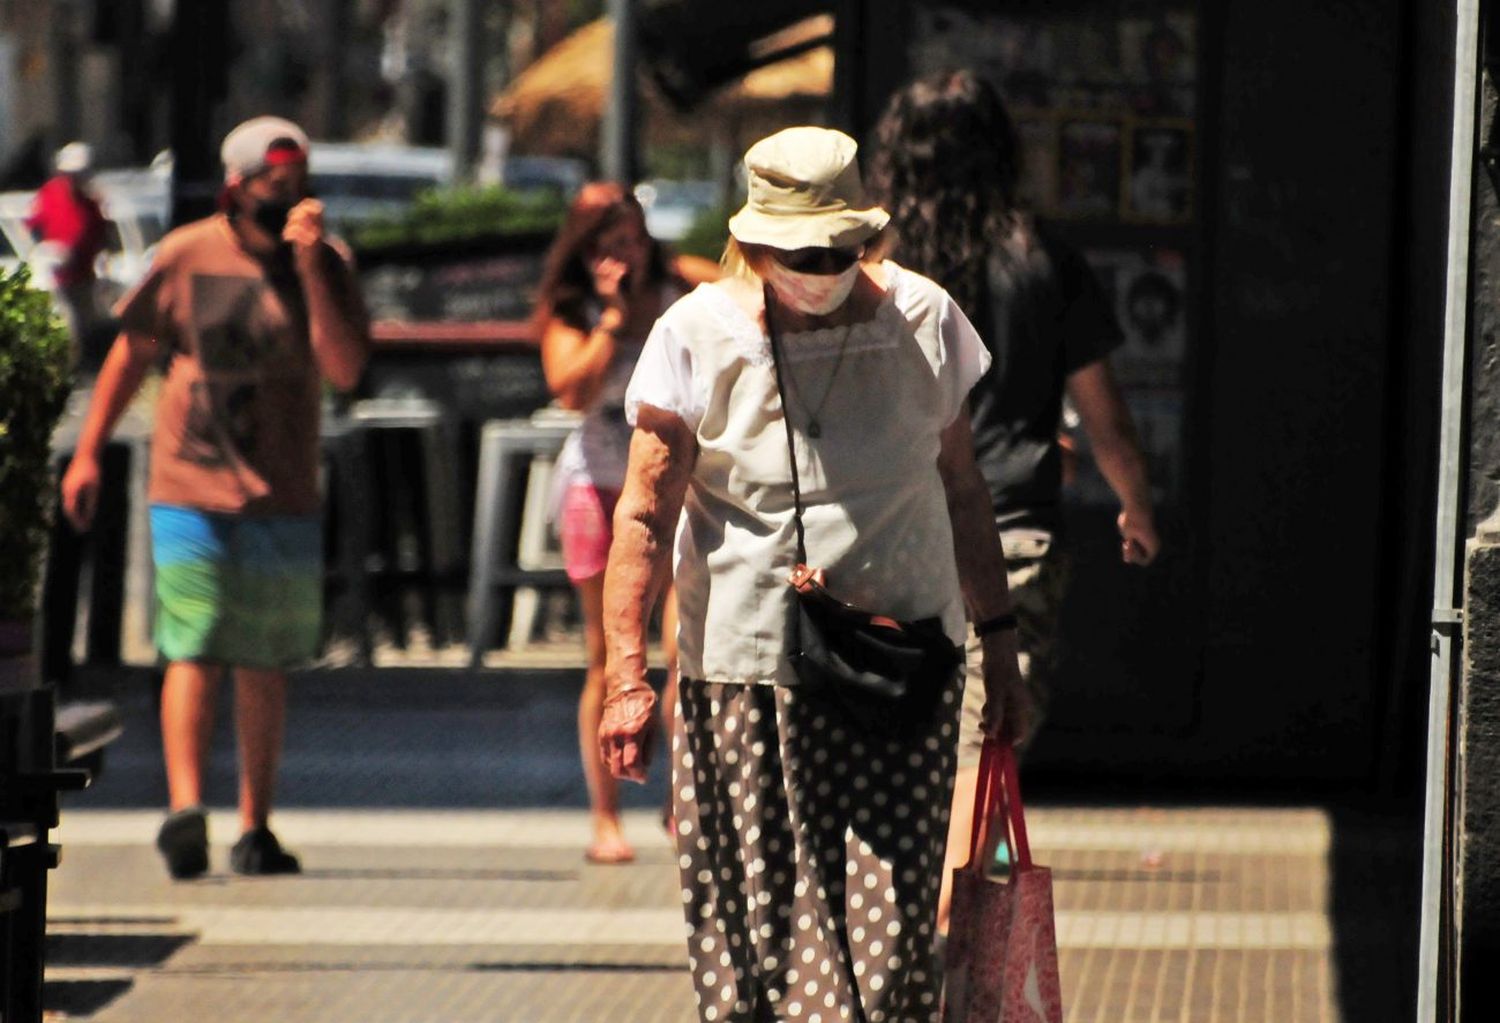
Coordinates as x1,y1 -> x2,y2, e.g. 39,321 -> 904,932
974,612 -> 1018,637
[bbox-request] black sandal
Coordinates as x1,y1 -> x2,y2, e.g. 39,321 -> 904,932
156,807 -> 209,880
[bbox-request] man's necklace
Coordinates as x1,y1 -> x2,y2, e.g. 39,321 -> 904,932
780,321 -> 853,438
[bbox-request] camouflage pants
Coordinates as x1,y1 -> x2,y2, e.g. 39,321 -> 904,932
957,530 -> 1071,767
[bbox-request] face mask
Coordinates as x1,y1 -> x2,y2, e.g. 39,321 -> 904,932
763,259 -> 862,316
249,198 -> 297,237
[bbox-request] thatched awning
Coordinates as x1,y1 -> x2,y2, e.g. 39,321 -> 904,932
492,16 -> 832,159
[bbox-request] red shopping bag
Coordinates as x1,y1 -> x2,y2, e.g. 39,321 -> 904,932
942,739 -> 1063,1023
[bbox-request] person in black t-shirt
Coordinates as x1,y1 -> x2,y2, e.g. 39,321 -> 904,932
869,69 -> 1161,933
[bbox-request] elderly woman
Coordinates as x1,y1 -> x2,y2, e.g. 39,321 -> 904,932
599,127 -> 1027,1022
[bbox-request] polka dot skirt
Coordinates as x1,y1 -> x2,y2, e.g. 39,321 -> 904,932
672,673 -> 962,1022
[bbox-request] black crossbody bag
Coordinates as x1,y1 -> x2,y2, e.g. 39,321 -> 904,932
765,287 -> 963,738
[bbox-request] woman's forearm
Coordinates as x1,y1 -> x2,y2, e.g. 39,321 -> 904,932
945,460 -> 1014,621
937,410 -> 1013,621
542,310 -> 623,410
603,409 -> 695,692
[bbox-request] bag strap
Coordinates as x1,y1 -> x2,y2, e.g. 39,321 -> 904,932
965,738 -> 1034,873
763,284 -> 809,566
1000,742 -> 1033,869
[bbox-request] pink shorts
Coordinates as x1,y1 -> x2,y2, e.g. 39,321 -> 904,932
559,484 -> 621,582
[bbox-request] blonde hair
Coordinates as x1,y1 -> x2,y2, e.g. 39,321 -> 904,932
719,229 -> 894,281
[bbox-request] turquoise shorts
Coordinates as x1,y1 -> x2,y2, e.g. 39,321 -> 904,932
149,504 -> 323,670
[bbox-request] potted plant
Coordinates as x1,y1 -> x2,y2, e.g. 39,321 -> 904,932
0,266 -> 72,685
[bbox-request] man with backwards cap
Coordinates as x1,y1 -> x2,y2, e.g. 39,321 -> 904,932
61,117 -> 370,879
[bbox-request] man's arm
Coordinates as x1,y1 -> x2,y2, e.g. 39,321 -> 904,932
61,331 -> 160,530
599,406 -> 696,781
285,201 -> 369,392
1066,359 -> 1160,564
937,404 -> 1032,743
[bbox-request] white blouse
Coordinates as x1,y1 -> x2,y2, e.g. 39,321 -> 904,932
625,262 -> 992,686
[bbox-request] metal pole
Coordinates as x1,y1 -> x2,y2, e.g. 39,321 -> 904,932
323,0 -> 353,139
168,0 -> 230,227
48,0 -> 80,152
1418,0 -> 1483,1019
602,0 -> 637,184
448,0 -> 484,182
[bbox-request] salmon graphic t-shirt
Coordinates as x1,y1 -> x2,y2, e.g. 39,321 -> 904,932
116,214 -> 361,517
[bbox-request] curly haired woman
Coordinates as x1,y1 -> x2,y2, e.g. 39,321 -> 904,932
868,69 -> 1162,931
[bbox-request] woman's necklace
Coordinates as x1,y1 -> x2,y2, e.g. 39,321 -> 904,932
780,320 -> 853,438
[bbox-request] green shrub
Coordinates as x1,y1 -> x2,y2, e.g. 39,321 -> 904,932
0,267 -> 71,622
675,204 -> 733,263
349,185 -> 569,251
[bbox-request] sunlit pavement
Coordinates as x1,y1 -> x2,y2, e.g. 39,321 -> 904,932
41,669 -> 1413,1021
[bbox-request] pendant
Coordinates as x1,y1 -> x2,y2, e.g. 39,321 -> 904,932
807,419 -> 822,438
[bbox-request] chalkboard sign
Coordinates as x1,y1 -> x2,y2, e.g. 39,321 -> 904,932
355,232 -> 554,324
362,351 -> 552,425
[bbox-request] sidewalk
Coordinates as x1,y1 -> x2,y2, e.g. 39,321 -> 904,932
41,669 -> 1415,1021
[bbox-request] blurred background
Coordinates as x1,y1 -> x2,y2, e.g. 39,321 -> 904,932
9,0 -> 1459,790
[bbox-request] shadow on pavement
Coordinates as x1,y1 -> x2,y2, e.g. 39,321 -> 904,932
64,666 -> 671,812
1327,803 -> 1422,1023
43,979 -> 134,1017
47,931 -> 194,967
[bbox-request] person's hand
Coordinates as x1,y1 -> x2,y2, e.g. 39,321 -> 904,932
590,256 -> 631,313
61,453 -> 101,532
1118,504 -> 1161,566
284,198 -> 326,266
599,682 -> 658,782
979,627 -> 1035,747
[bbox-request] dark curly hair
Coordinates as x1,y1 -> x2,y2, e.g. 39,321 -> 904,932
867,69 -> 1022,330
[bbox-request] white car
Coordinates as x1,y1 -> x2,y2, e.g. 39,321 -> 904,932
307,142 -> 453,230
634,179 -> 721,242
139,143 -> 454,235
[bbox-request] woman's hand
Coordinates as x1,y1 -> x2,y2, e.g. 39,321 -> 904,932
979,628 -> 1035,746
591,256 -> 631,312
599,682 -> 658,782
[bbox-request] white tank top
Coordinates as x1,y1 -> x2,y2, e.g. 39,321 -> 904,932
553,282 -> 686,494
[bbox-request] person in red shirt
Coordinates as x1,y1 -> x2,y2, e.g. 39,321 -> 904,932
26,142 -> 110,365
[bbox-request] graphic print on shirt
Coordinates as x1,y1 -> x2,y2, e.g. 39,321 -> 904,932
179,273 -> 291,470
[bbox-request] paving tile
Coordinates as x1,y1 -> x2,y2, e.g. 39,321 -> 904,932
40,670 -> 1406,1021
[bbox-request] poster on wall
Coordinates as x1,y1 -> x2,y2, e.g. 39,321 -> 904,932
911,4 -> 1198,224
1126,123 -> 1193,221
1056,120 -> 1122,219
1086,247 -> 1188,389
1118,13 -> 1197,116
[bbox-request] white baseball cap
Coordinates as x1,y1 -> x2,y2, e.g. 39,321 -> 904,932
55,142 -> 92,175
220,116 -> 309,183
727,127 -> 889,250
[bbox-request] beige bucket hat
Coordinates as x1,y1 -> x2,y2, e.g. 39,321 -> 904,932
727,126 -> 890,250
